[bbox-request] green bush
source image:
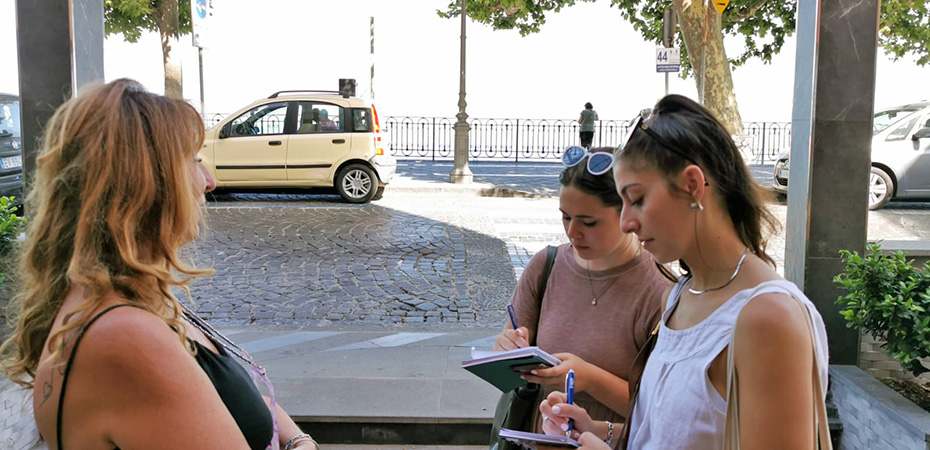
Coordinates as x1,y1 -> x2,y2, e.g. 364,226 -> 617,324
834,242 -> 930,376
0,196 -> 23,255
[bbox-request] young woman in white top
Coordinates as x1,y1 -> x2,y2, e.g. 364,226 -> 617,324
537,95 -> 829,449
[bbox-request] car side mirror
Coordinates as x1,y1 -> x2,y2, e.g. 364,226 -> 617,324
219,123 -> 230,139
912,127 -> 930,140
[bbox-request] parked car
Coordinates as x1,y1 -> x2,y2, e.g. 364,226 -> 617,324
0,93 -> 23,205
200,90 -> 396,203
773,100 -> 930,209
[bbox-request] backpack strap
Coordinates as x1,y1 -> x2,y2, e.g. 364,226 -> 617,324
537,245 -> 558,304
528,245 -> 558,347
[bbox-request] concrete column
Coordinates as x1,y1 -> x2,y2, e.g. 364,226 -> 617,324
786,0 -> 880,365
15,0 -> 104,189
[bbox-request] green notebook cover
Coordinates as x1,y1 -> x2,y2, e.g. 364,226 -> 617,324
461,346 -> 561,392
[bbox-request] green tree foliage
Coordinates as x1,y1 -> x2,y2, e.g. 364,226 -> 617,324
105,0 -> 191,44
439,1 -> 930,133
438,0 -> 796,75
835,243 -> 930,376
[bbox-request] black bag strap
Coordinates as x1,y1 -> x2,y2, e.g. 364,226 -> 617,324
530,245 -> 558,346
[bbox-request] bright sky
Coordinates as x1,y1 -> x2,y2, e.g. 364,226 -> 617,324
2,0 -> 929,122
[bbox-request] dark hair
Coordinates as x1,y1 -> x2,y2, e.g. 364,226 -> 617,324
585,102 -> 593,110
559,147 -> 622,211
618,94 -> 778,268
560,147 -> 678,282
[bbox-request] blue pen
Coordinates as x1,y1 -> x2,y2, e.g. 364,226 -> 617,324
506,304 -> 519,330
565,369 -> 575,437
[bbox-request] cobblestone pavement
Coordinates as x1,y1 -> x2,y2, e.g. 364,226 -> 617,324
187,198 -> 516,329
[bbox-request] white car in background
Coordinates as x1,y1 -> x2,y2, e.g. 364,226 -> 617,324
774,101 -> 930,209
200,90 -> 395,203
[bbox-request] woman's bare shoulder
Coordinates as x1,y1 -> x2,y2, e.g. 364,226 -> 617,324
76,305 -> 195,379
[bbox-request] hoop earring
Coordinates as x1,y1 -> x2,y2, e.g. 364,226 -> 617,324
690,201 -> 704,212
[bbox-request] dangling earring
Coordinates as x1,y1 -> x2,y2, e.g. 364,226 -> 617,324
690,201 -> 703,212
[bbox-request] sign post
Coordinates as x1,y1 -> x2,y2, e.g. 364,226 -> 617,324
191,0 -> 211,116
661,7 -> 677,97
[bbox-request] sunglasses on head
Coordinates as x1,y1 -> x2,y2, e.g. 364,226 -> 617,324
562,146 -> 616,175
622,114 -> 702,168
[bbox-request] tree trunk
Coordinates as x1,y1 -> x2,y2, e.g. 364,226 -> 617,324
673,0 -> 743,136
154,0 -> 183,99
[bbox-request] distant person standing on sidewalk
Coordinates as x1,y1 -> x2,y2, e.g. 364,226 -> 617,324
1,79 -> 319,450
493,146 -> 674,448
579,102 -> 599,149
539,95 -> 830,449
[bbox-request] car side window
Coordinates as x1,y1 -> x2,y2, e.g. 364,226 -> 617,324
886,115 -> 920,141
352,108 -> 372,132
229,102 -> 287,137
296,102 -> 344,134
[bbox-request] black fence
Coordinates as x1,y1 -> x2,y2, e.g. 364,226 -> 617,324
204,113 -> 790,164
384,117 -> 791,164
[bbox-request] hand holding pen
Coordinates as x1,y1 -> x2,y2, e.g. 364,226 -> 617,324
494,304 -> 529,350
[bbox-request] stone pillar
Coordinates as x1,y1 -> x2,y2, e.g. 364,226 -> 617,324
786,0 -> 880,365
15,0 -> 104,189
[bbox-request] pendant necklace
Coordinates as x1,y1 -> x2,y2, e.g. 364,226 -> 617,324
585,260 -> 622,306
688,247 -> 751,295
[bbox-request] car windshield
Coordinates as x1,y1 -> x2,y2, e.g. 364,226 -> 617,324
873,107 -> 923,135
0,100 -> 21,139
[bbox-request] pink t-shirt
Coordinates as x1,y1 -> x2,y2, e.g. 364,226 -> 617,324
510,243 -> 670,443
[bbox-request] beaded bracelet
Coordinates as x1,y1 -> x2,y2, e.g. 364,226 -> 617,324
284,433 -> 318,450
604,421 -> 614,447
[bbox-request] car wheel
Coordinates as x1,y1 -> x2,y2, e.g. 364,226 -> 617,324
868,166 -> 894,210
372,186 -> 385,201
336,164 -> 377,203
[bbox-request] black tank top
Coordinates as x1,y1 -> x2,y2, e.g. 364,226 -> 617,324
56,304 -> 274,450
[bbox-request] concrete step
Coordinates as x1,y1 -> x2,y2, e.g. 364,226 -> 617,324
229,328 -> 504,446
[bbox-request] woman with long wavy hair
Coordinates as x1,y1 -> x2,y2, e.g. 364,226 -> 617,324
1,79 -> 318,450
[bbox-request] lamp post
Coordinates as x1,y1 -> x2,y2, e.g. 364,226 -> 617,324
449,0 -> 473,184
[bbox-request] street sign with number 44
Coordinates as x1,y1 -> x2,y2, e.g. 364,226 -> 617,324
656,47 -> 680,73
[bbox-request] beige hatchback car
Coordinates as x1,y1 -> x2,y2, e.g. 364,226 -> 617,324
200,90 -> 396,203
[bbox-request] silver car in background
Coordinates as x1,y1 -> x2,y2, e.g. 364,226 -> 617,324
774,101 -> 930,209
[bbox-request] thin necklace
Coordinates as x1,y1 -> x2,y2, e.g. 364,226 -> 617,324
688,247 -> 750,295
585,260 -> 623,306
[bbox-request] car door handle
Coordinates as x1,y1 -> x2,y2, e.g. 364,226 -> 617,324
332,139 -> 346,144
268,141 -> 282,146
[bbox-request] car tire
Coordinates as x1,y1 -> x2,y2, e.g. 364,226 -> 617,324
336,164 -> 377,203
868,166 -> 894,210
372,186 -> 385,201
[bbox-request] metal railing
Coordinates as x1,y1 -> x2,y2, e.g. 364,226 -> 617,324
384,116 -> 791,164
203,113 -> 791,164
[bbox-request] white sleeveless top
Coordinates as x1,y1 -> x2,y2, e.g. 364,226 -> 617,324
627,278 -> 830,449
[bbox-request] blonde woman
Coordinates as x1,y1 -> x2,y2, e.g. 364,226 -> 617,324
1,79 -> 317,450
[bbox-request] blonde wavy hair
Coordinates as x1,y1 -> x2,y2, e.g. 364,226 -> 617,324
1,79 -> 213,388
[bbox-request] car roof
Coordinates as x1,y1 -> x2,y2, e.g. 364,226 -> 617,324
256,90 -> 371,108
878,100 -> 930,112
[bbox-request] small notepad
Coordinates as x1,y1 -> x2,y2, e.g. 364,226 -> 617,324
461,346 -> 561,392
499,428 -> 581,448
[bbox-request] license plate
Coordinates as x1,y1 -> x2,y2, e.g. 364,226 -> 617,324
780,168 -> 789,179
1,156 -> 21,169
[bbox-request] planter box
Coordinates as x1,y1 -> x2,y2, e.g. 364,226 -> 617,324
831,365 -> 930,449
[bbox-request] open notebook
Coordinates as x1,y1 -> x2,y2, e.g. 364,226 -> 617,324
461,346 -> 561,392
499,428 -> 581,448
